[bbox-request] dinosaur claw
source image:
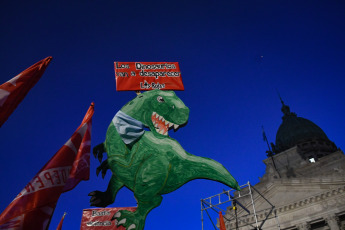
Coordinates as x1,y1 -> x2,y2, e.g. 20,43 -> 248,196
88,191 -> 96,196
111,211 -> 121,221
96,160 -> 109,178
93,147 -> 99,158
93,143 -> 105,161
91,198 -> 101,205
110,207 -> 141,229
92,148 -> 97,158
93,144 -> 110,178
118,218 -> 126,225
128,224 -> 136,230
89,189 -> 114,207
114,212 -> 121,218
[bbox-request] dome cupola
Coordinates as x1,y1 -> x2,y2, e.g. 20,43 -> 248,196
272,99 -> 337,160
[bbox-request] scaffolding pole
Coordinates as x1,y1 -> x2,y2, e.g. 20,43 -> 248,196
200,181 -> 280,230
248,182 -> 260,229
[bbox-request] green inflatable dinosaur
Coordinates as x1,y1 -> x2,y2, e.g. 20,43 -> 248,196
89,89 -> 240,230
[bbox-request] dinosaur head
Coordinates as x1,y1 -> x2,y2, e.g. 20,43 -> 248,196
121,90 -> 189,136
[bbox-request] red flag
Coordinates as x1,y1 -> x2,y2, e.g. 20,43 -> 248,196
56,212 -> 66,230
0,103 -> 94,230
0,57 -> 52,127
219,211 -> 226,230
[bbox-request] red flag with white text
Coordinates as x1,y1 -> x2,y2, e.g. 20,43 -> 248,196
0,103 -> 94,230
0,57 -> 52,127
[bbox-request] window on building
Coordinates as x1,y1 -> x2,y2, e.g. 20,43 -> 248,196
310,220 -> 328,230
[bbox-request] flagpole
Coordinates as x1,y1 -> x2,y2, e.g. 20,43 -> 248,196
262,126 -> 281,178
45,204 -> 56,230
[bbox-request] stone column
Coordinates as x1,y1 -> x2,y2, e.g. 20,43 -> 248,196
296,223 -> 310,230
325,214 -> 340,230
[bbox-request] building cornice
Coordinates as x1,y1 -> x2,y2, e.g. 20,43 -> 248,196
228,184 -> 345,228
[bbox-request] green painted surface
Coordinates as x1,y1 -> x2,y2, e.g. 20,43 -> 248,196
89,90 -> 239,230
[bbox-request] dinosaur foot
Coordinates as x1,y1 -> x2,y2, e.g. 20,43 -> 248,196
88,190 -> 113,207
111,210 -> 144,230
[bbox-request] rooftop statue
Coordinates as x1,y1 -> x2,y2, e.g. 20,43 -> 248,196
89,89 -> 240,230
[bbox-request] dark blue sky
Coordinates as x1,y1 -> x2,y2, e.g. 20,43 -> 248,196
1,0 -> 345,229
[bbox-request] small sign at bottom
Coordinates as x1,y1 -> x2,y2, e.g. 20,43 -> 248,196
80,207 -> 136,229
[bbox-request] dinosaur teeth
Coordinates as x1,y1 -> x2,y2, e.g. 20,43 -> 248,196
151,111 -> 179,136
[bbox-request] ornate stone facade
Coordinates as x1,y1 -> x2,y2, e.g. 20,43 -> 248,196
224,148 -> 345,230
223,102 -> 345,230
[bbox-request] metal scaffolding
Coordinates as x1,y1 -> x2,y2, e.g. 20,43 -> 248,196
200,181 -> 281,230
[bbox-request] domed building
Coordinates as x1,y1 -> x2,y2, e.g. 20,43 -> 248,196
223,99 -> 345,230
272,99 -> 337,162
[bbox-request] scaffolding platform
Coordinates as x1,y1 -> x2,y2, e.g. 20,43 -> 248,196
201,181 -> 281,230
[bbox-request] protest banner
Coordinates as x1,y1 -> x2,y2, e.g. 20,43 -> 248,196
114,62 -> 184,91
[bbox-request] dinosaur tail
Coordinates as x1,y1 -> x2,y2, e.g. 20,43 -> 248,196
165,154 -> 240,193
187,155 -> 241,191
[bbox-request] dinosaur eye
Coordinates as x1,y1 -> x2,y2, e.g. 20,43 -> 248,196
157,96 -> 165,103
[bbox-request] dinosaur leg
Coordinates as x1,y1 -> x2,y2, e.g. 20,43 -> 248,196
89,175 -> 124,207
112,195 -> 162,230
112,157 -> 169,230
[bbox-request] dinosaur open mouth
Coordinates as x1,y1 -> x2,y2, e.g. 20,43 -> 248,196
151,112 -> 179,136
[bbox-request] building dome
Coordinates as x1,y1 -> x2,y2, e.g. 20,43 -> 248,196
273,100 -> 337,159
